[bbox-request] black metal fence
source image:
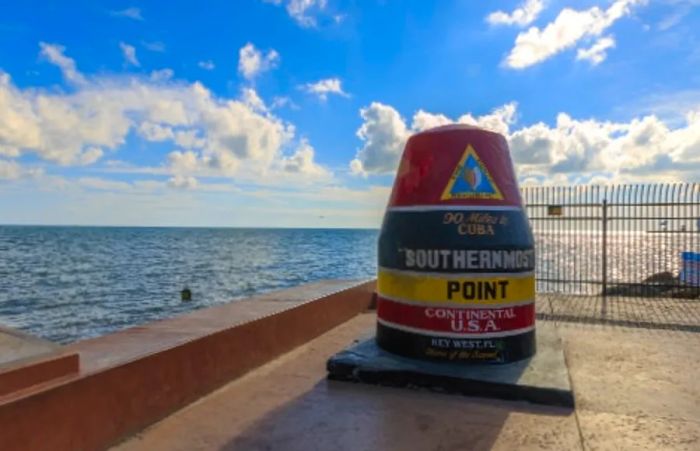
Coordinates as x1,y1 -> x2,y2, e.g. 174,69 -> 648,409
522,184 -> 700,298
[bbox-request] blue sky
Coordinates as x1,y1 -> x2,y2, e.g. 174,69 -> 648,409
1,0 -> 699,227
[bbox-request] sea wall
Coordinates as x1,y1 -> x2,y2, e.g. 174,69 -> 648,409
0,280 -> 375,451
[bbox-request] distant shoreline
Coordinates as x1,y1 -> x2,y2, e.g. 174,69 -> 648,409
0,224 -> 381,231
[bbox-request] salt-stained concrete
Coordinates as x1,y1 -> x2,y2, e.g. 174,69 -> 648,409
559,324 -> 700,420
115,313 -> 582,451
0,325 -> 59,368
115,310 -> 700,451
0,325 -> 79,398
72,279 -> 366,374
559,322 -> 700,450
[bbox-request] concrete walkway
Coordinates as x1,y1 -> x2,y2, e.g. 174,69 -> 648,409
539,293 -> 700,332
114,312 -> 700,450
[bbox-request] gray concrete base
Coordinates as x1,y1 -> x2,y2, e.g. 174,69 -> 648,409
327,322 -> 574,407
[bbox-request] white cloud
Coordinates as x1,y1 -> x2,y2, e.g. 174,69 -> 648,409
505,0 -> 645,69
78,176 -> 132,191
168,150 -> 201,174
301,77 -> 349,101
410,104 -> 517,136
198,60 -> 215,70
238,43 -> 279,80
167,175 -> 199,190
0,43 -> 329,182
576,36 -> 616,65
138,122 -> 175,141
628,89 -> 700,126
270,96 -> 295,110
240,87 -> 267,112
0,159 -> 43,180
281,139 -> 330,178
0,159 -> 22,179
0,173 -> 389,227
0,66 -> 137,165
350,102 -> 409,176
287,0 -> 327,27
410,110 -> 452,132
506,111 -> 696,184
149,69 -> 174,82
350,102 -> 516,175
264,0 -> 328,27
487,0 -> 544,27
455,103 -> 517,136
349,100 -> 700,184
39,42 -> 86,85
109,7 -> 143,21
174,130 -> 205,149
657,1 -> 695,31
119,42 -> 140,67
79,147 -> 104,165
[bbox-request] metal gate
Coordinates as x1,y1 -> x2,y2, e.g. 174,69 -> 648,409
521,184 -> 700,298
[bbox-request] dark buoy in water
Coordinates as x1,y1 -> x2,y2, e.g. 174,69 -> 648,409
180,287 -> 192,302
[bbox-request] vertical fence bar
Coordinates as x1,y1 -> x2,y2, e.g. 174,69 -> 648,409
696,184 -> 699,298
652,184 -> 660,285
544,184 -> 549,293
632,185 -> 639,294
557,186 -> 562,293
695,184 -> 699,297
667,184 -> 675,280
644,184 -> 651,279
602,197 -> 608,293
602,195 -> 608,309
680,184 -> 690,291
588,184 -> 592,293
571,186 -> 585,293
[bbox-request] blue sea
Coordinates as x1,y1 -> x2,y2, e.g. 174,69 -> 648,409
0,226 -> 378,343
2,226 -> 693,344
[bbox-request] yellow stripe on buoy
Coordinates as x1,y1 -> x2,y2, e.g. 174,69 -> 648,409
377,268 -> 535,305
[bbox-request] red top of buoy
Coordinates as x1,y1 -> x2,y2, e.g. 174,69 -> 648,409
387,125 -> 522,208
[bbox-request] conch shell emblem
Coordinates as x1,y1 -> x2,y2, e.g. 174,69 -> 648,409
463,165 -> 482,190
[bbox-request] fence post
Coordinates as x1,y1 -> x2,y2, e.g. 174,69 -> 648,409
602,198 -> 608,305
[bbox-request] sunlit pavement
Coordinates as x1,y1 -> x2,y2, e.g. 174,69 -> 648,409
114,301 -> 700,451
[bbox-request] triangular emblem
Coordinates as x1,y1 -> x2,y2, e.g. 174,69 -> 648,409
441,145 -> 503,200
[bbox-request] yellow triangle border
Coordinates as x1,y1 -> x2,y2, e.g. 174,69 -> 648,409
440,144 -> 504,201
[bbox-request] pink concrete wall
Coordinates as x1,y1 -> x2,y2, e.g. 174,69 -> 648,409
0,280 -> 375,451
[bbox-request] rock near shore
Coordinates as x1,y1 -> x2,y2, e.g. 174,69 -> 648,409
602,271 -> 700,299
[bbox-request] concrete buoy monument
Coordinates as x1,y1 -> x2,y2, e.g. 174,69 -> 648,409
328,125 -> 573,407
375,124 -> 536,363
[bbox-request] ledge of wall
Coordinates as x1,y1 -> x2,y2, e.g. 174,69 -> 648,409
0,279 -> 376,451
0,325 -> 80,397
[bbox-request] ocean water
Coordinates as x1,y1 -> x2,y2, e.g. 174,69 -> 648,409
0,226 -> 377,343
2,226 -> 696,344
534,230 -> 699,294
